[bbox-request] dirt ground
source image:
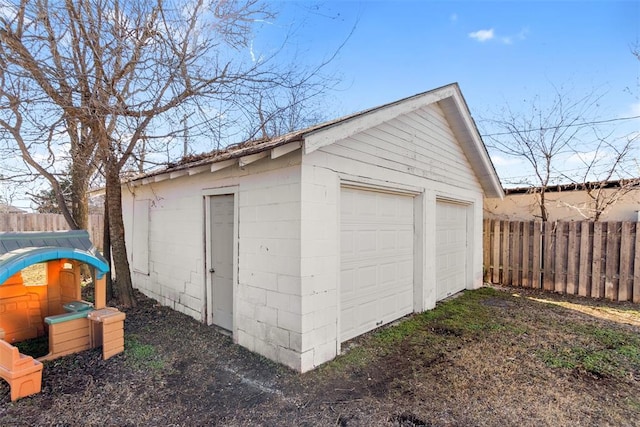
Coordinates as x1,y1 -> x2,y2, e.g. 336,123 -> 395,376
1,286 -> 639,427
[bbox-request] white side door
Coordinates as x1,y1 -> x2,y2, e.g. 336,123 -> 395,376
209,194 -> 234,330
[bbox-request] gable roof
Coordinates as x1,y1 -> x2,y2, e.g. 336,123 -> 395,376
0,230 -> 109,284
127,83 -> 503,198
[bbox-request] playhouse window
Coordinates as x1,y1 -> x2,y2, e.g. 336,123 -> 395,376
22,263 -> 47,286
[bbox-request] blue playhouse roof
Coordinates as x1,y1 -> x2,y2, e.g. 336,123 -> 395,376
0,230 -> 109,284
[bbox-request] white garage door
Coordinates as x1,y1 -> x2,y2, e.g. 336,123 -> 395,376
436,200 -> 468,301
340,187 -> 414,342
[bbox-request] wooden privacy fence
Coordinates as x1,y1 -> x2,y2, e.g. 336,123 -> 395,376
0,213 -> 104,250
483,219 -> 640,303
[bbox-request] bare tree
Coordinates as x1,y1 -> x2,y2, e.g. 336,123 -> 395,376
555,130 -> 640,220
481,86 -> 606,221
0,0 -> 343,307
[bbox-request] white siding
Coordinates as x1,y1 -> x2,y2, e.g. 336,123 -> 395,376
322,104 -> 482,192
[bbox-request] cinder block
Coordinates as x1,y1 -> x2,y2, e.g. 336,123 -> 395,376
273,255 -> 301,277
254,338 -> 278,361
276,238 -> 301,258
266,325 -> 290,348
236,300 -> 258,320
266,290 -> 292,312
314,306 -> 338,329
236,329 -> 255,352
289,331 -> 303,352
313,340 -> 337,367
237,284 -> 267,306
277,310 -> 301,333
277,275 -> 301,296
277,202 -> 301,221
312,323 -> 337,345
299,349 -> 316,373
246,271 -> 278,290
278,346 -> 302,371
254,305 -> 277,325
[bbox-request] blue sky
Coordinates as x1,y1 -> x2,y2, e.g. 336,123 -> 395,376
259,0 -> 640,186
3,1 -> 639,209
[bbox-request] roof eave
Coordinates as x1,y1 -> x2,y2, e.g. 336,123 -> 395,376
438,86 -> 504,199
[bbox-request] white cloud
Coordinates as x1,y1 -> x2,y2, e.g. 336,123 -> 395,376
491,155 -> 523,166
469,27 -> 528,45
630,102 -> 640,116
469,28 -> 494,42
565,151 -> 604,165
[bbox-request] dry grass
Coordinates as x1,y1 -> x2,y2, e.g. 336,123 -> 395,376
1,287 -> 639,426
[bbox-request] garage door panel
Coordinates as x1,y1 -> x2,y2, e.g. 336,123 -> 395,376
436,200 -> 468,301
341,187 -> 414,342
358,266 -> 378,292
340,268 -> 356,296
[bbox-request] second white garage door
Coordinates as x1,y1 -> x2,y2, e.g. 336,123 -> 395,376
435,200 -> 468,301
340,187 -> 414,342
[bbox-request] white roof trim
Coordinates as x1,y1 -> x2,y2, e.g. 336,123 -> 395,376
239,151 -> 268,168
188,165 -> 211,176
169,170 -> 188,179
438,86 -> 504,199
211,159 -> 237,173
271,141 -> 302,159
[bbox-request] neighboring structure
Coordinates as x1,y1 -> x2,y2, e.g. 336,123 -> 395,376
0,204 -> 25,214
121,83 -> 504,372
485,179 -> 640,222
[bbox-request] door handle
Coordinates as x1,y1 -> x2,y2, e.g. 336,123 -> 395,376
209,268 -> 215,273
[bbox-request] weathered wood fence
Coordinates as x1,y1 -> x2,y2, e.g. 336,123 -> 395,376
483,219 -> 640,303
0,213 -> 104,249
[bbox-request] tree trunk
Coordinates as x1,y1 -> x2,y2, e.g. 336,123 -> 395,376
539,191 -> 548,222
105,161 -> 136,308
71,164 -> 90,230
71,163 -> 92,279
103,196 -> 113,302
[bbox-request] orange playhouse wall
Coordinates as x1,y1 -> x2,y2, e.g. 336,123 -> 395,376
0,260 -> 84,344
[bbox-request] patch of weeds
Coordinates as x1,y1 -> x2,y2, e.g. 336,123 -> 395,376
538,326 -> 640,378
125,336 -> 165,371
625,398 -> 640,411
331,346 -> 372,370
325,288 -> 513,373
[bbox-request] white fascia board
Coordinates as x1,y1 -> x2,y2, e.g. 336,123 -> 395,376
154,174 -> 170,183
239,151 -> 268,168
188,165 -> 211,176
211,159 -> 236,173
303,87 -> 455,155
169,170 -> 188,179
271,141 -> 302,159
444,90 -> 504,199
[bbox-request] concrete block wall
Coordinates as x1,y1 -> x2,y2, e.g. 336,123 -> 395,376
123,178 -> 207,321
234,164 -> 307,371
298,163 -> 340,371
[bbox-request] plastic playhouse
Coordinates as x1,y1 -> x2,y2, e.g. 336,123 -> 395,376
0,230 -> 125,401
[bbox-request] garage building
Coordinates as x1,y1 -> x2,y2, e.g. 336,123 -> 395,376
121,83 -> 503,372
